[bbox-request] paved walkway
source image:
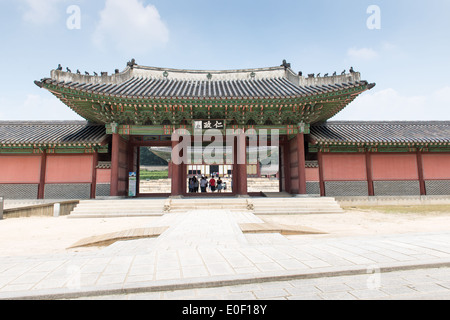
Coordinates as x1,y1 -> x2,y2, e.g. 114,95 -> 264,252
1,209 -> 450,300
76,267 -> 450,300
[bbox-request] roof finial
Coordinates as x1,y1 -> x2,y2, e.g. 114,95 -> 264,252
127,58 -> 137,69
281,59 -> 291,70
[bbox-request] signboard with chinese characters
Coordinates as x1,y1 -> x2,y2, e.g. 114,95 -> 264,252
194,120 -> 225,130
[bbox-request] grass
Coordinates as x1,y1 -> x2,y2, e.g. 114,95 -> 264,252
343,204 -> 450,215
140,170 -> 169,180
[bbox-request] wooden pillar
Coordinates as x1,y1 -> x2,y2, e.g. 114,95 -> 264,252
110,133 -> 120,196
38,149 -> 47,199
318,150 -> 325,197
278,147 -> 282,192
171,134 -> 190,196
90,150 -> 98,199
237,131 -> 248,196
283,142 -> 292,193
365,150 -> 374,196
296,133 -> 307,195
171,140 -> 181,196
233,139 -> 238,194
417,151 -> 426,195
136,147 -> 141,196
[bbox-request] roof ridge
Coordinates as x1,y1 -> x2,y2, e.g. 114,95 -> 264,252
317,121 -> 450,125
0,120 -> 101,126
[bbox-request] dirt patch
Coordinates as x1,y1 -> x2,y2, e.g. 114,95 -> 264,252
0,216 -> 160,257
1,205 -> 450,258
259,205 -> 450,240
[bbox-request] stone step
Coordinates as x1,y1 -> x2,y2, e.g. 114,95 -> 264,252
68,199 -> 168,218
250,197 -> 344,215
69,212 -> 165,219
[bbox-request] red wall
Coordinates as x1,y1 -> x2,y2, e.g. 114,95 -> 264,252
0,156 -> 41,183
371,154 -> 418,181
96,168 -> 111,184
45,155 -> 94,183
305,167 -> 319,182
322,154 -> 367,181
422,154 -> 450,180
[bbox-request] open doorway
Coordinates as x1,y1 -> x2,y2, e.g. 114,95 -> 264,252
186,164 -> 234,194
139,146 -> 172,194
185,145 -> 234,194
247,145 -> 280,193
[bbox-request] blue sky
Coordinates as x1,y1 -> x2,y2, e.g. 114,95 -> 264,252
0,0 -> 449,121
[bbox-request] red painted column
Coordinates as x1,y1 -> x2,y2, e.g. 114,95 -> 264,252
171,138 -> 182,196
136,147 -> 141,196
417,151 -> 426,195
283,142 -> 292,193
110,133 -> 120,196
318,150 -> 325,197
237,130 -> 248,196
232,138 -> 238,194
38,149 -> 47,199
90,150 -> 98,199
296,133 -> 307,195
366,150 -> 374,196
181,134 -> 190,195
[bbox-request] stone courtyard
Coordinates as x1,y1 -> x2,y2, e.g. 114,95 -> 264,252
0,198 -> 450,300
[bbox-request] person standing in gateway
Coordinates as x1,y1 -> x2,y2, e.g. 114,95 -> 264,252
217,177 -> 223,193
200,176 -> 208,193
209,176 -> 216,192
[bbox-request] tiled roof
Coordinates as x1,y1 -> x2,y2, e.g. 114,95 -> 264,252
41,77 -> 370,99
310,121 -> 450,145
0,121 -> 108,146
38,63 -> 374,100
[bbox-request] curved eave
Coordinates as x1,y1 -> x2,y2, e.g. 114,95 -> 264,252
39,80 -> 373,103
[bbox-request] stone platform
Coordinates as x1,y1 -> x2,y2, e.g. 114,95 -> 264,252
1,203 -> 450,300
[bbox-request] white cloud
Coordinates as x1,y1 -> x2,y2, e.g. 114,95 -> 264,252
333,87 -> 450,121
21,0 -> 63,25
92,0 -> 169,55
347,47 -> 379,61
433,86 -> 450,104
1,94 -> 83,121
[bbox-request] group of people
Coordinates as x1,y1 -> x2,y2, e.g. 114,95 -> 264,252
188,176 -> 224,193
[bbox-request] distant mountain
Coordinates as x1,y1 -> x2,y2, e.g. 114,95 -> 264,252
140,147 -> 169,166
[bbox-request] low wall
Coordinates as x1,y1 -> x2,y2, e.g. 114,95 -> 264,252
336,195 -> 450,207
2,200 -> 79,219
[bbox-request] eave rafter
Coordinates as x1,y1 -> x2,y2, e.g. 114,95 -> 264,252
42,81 -> 370,126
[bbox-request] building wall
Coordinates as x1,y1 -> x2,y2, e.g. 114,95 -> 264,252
321,153 -> 369,197
371,153 -> 420,196
305,167 -> 320,195
96,168 -> 111,197
44,154 -> 94,199
0,153 -> 99,200
0,155 -> 41,199
319,152 -> 450,197
422,154 -> 450,195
